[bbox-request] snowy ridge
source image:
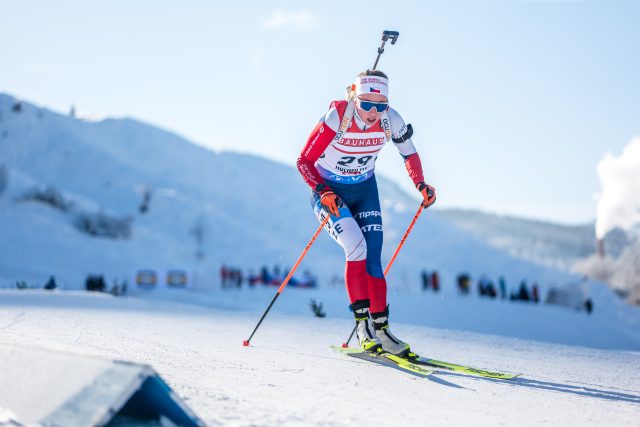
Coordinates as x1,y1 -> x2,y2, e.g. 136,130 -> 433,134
439,208 -> 595,269
439,208 -> 636,270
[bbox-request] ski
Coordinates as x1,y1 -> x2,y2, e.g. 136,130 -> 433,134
331,346 -> 434,378
405,353 -> 520,380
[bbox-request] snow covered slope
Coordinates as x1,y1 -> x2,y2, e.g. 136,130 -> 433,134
0,291 -> 638,426
439,208 -> 596,270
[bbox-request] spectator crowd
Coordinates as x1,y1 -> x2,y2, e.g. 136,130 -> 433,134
220,264 -> 317,289
420,269 -> 593,314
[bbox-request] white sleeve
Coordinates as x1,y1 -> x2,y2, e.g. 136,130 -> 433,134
321,106 -> 340,132
388,107 -> 417,157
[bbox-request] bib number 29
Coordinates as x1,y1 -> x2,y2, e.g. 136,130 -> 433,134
337,155 -> 373,166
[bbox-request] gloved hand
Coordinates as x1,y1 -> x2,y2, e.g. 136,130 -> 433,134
416,182 -> 436,208
320,190 -> 341,217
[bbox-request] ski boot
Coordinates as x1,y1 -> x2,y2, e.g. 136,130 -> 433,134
371,306 -> 410,356
350,300 -> 381,352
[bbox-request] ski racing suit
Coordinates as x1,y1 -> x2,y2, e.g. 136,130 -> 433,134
297,100 -> 426,313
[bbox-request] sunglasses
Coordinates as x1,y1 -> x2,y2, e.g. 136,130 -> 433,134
358,99 -> 388,113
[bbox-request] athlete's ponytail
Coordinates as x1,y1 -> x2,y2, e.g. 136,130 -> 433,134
357,70 -> 388,79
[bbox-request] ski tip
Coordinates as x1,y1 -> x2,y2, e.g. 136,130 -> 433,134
341,343 -> 348,348
242,340 -> 250,347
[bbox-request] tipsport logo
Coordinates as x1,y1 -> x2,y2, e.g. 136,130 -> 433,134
355,210 -> 381,219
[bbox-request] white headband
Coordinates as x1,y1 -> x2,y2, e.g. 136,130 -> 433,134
354,75 -> 389,98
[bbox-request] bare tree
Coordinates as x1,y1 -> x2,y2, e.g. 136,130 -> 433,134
190,215 -> 208,261
0,164 -> 7,196
139,186 -> 153,214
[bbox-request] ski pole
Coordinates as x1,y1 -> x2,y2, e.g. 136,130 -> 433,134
383,201 -> 427,277
342,200 -> 428,347
243,214 -> 331,346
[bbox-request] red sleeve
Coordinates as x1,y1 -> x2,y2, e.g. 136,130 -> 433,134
296,120 -> 337,191
404,153 -> 425,186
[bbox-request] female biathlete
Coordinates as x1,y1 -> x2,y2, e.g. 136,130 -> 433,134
296,70 -> 436,356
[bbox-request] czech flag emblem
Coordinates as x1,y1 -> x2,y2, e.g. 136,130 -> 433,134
369,88 -> 381,93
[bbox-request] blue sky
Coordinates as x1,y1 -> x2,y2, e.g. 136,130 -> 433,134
2,0 -> 638,224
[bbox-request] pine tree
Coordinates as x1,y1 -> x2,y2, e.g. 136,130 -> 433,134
309,299 -> 326,318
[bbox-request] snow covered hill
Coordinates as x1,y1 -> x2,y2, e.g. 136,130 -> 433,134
0,93 -> 584,291
439,208 -> 633,271
439,208 -> 595,270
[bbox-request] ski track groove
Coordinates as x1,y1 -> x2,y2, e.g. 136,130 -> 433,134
0,311 -> 25,331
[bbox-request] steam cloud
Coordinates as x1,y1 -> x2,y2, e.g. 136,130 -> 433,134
595,137 -> 640,238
